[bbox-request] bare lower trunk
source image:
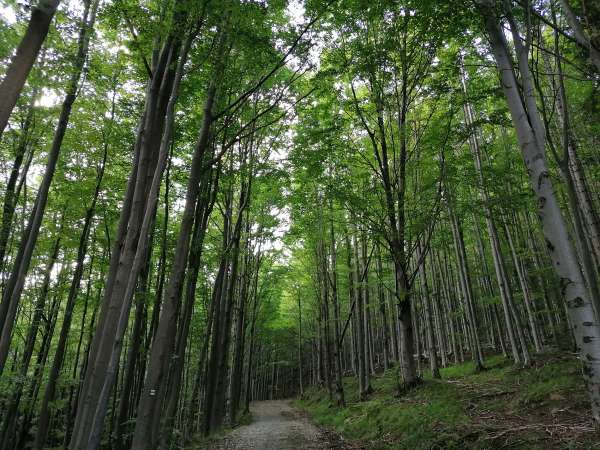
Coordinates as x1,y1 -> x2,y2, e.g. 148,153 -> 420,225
460,57 -> 524,365
416,241 -> 440,379
329,212 -> 345,406
34,166 -> 104,449
447,203 -> 485,370
131,33 -> 209,450
69,28 -> 180,450
482,2 -> 600,418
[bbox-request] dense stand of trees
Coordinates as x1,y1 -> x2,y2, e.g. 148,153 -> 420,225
0,0 -> 599,449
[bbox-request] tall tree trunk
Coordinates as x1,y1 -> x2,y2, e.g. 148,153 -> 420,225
138,83 -> 221,445
459,56 -> 526,366
447,203 -> 485,370
34,129 -> 107,450
159,161 -> 218,449
69,21 -> 183,448
297,286 -> 304,396
0,90 -> 37,274
111,250 -> 152,450
243,275 -> 261,415
228,221 -> 252,425
354,231 -> 372,399
329,210 -> 345,406
482,1 -> 600,418
539,37 -> 600,310
0,0 -> 97,375
0,0 -> 60,140
0,226 -> 62,450
416,241 -> 440,379
376,247 -> 391,370
503,218 -> 543,352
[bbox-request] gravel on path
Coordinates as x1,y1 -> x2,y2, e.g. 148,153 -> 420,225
207,400 -> 350,450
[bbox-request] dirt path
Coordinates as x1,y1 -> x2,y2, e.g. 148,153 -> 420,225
207,400 -> 347,450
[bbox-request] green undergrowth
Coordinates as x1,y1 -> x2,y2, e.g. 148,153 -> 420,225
188,411 -> 252,448
295,352 -> 600,449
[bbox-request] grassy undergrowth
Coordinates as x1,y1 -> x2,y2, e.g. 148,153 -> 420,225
188,411 -> 253,448
295,352 -> 600,449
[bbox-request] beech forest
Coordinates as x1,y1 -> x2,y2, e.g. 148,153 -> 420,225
1,0 -> 600,449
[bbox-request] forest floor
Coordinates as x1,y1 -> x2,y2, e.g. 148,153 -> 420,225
295,352 -> 600,449
198,400 -> 350,449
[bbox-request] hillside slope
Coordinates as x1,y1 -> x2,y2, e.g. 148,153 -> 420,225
296,353 -> 600,449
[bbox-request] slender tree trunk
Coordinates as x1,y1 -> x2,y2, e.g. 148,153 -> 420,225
297,287 -> 304,396
0,0 -> 97,375
503,219 -> 542,352
204,165 -> 251,434
0,0 -> 60,139
447,203 -> 485,370
0,226 -> 62,449
34,131 -> 107,450
243,283 -> 260,414
111,251 -> 152,450
160,163 -> 218,449
329,210 -> 345,406
376,248 -> 391,370
0,90 -> 37,273
460,56 -> 524,365
131,30 -> 209,449
228,228 -> 252,425
416,241 -> 440,378
540,41 -> 600,313
435,251 -> 459,364
482,1 -> 600,418
354,232 -> 371,399
69,22 -> 183,448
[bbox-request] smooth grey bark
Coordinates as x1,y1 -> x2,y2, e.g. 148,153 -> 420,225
539,40 -> 600,314
459,55 -> 526,366
481,0 -> 600,418
447,202 -> 485,370
416,241 -> 440,379
503,218 -> 543,352
69,24 -> 181,450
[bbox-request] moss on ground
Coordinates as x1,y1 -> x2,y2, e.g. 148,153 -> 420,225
295,352 -> 600,449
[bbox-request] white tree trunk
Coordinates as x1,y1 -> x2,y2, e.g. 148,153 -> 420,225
481,2 -> 600,419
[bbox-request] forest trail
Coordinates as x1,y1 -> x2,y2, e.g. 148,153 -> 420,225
206,400 -> 347,449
